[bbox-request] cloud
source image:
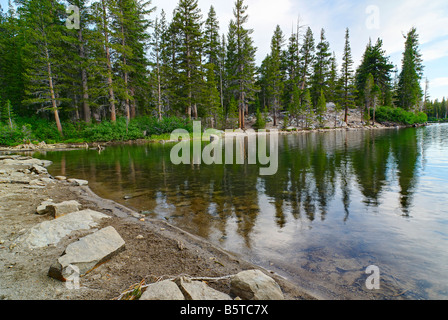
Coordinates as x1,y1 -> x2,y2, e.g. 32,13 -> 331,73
422,40 -> 448,62
431,78 -> 448,88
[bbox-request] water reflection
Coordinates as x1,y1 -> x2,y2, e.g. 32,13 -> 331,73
36,125 -> 448,299
39,128 -> 423,241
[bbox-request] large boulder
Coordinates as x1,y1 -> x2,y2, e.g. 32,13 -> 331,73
17,209 -> 110,249
140,280 -> 185,300
230,269 -> 284,300
48,226 -> 125,281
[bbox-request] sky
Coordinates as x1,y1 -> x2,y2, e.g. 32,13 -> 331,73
1,0 -> 447,101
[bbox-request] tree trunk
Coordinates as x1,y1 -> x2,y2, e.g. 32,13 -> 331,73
157,52 -> 162,121
120,6 -> 130,123
45,46 -> 63,135
130,87 -> 136,119
102,0 -> 116,122
78,28 -> 91,123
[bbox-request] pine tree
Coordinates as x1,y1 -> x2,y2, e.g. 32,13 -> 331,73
363,73 -> 374,123
396,27 -> 424,110
266,25 -> 285,127
158,10 -> 178,116
17,0 -> 67,134
90,0 -> 118,122
204,6 -> 221,69
111,0 -> 153,122
299,27 -> 315,91
172,0 -> 205,119
284,29 -> 300,108
302,88 -> 313,129
316,89 -> 327,127
327,52 -> 338,103
340,28 -> 356,123
311,28 -> 332,106
288,85 -> 302,127
226,0 -> 257,129
0,2 -> 25,115
204,6 -> 224,118
203,63 -> 222,128
355,38 -> 393,108
150,15 -> 163,120
63,0 -> 93,123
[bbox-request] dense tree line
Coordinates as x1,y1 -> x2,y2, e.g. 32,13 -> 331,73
0,0 -> 438,137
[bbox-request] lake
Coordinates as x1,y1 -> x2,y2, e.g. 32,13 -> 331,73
35,124 -> 448,300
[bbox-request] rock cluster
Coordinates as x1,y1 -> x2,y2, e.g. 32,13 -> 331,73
139,270 -> 284,301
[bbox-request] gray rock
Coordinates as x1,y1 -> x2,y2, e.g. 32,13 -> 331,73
30,164 -> 48,175
230,269 -> 284,300
140,280 -> 185,300
175,277 -> 232,300
48,226 -> 125,281
55,176 -> 67,181
17,209 -> 110,249
67,178 -> 89,186
36,200 -> 55,215
40,177 -> 55,184
29,179 -> 45,186
47,200 -> 82,218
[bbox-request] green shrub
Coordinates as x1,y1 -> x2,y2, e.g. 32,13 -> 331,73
373,106 -> 427,125
0,115 -> 194,146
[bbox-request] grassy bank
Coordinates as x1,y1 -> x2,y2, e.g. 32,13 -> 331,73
0,116 -> 193,147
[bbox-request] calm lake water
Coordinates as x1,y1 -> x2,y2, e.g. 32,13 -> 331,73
36,124 -> 448,300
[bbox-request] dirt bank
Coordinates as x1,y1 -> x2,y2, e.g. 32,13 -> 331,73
0,155 -> 315,300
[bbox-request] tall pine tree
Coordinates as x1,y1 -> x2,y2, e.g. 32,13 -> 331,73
172,0 -> 204,119
396,27 -> 423,110
226,0 -> 257,129
17,0 -> 67,134
340,28 -> 356,123
311,28 -> 332,107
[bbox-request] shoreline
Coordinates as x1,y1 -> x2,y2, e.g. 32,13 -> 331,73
0,121 -> 426,153
0,154 -> 315,300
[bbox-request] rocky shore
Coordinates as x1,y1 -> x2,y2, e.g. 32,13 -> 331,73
0,154 -> 315,300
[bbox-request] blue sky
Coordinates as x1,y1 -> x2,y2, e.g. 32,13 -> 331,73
2,0 -> 447,100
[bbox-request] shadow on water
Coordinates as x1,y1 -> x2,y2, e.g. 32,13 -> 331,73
35,125 -> 448,300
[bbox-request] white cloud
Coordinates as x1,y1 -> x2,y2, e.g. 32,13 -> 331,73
431,78 -> 448,88
422,40 -> 448,62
